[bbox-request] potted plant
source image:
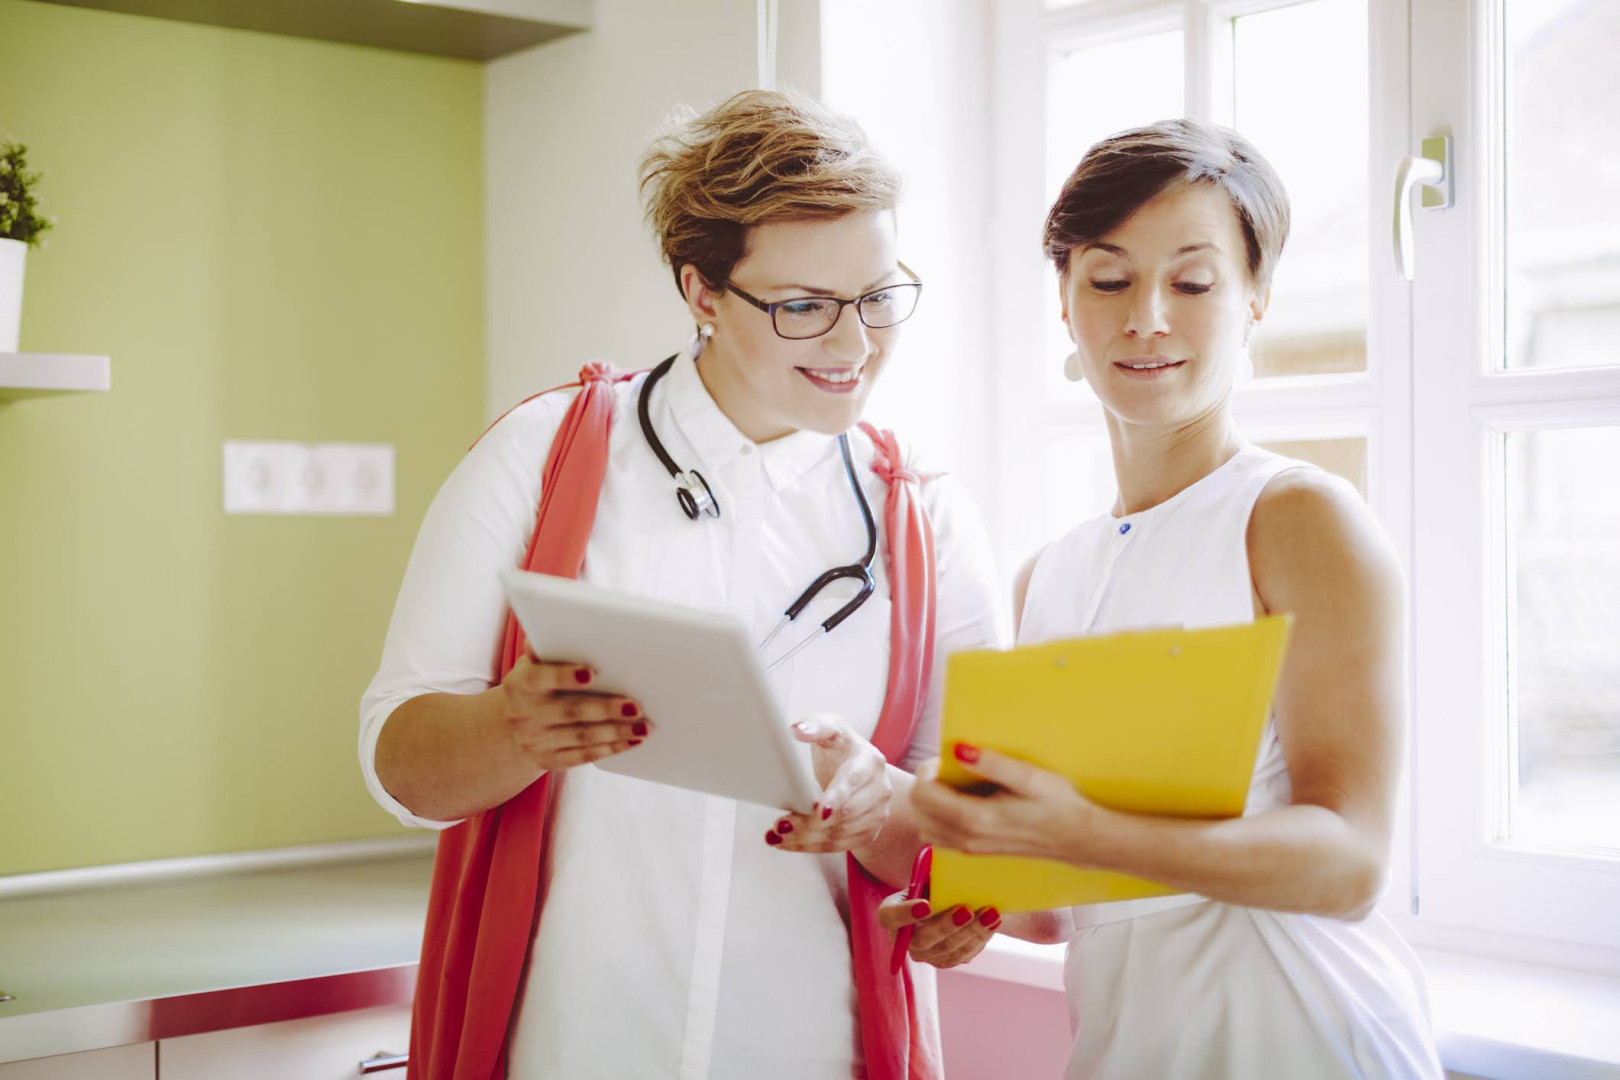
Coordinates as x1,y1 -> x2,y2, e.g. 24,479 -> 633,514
0,136 -> 55,353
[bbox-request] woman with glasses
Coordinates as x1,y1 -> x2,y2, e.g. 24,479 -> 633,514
896,120 -> 1444,1078
359,89 -> 1003,1080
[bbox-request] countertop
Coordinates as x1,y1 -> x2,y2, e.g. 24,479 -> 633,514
0,853 -> 433,1063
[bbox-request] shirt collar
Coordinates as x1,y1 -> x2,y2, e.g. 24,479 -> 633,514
660,345 -> 840,491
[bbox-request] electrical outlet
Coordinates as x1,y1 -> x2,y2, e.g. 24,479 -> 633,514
224,441 -> 394,516
311,443 -> 394,516
223,441 -> 296,514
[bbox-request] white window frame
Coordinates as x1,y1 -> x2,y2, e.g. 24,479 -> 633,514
1407,0 -> 1620,966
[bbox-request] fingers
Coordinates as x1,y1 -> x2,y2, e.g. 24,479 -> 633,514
511,656 -> 600,694
876,890 -> 936,931
791,712 -> 849,749
513,717 -> 651,771
503,658 -> 656,772
508,694 -> 653,770
818,758 -> 875,824
907,905 -> 1000,968
948,743 -> 1052,796
765,795 -> 887,853
516,716 -> 651,753
921,923 -> 997,968
875,893 -> 1000,972
508,692 -> 644,734
541,735 -> 648,768
771,755 -> 890,852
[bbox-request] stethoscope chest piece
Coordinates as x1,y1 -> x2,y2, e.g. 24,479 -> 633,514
675,469 -> 720,520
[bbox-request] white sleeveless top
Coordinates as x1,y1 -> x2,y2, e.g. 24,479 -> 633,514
1019,446 -> 1444,1080
1020,445 -> 1295,926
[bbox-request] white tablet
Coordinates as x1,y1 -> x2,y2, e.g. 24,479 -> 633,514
500,569 -> 821,814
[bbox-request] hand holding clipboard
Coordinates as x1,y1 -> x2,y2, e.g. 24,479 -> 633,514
926,617 -> 1293,913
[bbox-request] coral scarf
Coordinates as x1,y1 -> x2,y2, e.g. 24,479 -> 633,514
407,362 -> 942,1080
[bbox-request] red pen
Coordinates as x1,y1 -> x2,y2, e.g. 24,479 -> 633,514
888,844 -> 933,975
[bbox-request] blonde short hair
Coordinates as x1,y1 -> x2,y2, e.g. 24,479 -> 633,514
639,89 -> 902,296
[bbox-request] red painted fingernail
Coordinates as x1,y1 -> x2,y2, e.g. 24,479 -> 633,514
628,739 -> 642,747
979,908 -> 1000,927
777,820 -> 794,834
574,668 -> 592,685
765,831 -> 783,846
632,720 -> 648,737
953,742 -> 980,764
822,805 -> 834,820
911,901 -> 931,919
952,907 -> 973,927
621,702 -> 639,718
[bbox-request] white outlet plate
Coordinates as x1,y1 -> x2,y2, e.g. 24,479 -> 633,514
224,441 -> 394,516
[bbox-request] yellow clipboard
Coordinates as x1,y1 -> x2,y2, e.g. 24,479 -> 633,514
931,616 -> 1293,913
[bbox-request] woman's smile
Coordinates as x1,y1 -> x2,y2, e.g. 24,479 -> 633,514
797,363 -> 866,393
1112,355 -> 1188,379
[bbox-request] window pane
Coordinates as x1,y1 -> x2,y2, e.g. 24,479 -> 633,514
1233,0 -> 1369,378
1256,436 -> 1367,497
1505,427 -> 1620,852
1503,0 -> 1620,371
1045,30 -> 1184,398
1047,30 -> 1184,200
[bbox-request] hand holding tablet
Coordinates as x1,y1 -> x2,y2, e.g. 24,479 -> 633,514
501,569 -> 822,814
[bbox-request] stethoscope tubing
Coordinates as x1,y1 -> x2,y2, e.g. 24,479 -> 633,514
637,353 -> 878,671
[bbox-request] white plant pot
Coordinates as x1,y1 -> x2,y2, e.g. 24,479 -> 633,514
0,237 -> 24,353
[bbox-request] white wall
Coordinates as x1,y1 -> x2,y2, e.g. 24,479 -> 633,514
820,0 -> 998,525
484,0 -> 821,414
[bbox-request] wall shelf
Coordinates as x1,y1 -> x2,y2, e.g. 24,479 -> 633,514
0,352 -> 112,400
32,0 -> 591,61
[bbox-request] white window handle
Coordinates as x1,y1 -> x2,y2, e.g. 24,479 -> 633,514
1393,135 -> 1453,280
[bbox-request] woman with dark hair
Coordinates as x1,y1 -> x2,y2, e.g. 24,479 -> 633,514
894,120 -> 1444,1078
360,90 -> 1005,1079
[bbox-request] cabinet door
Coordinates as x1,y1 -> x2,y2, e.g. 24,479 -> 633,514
0,1043 -> 155,1080
159,1005 -> 409,1080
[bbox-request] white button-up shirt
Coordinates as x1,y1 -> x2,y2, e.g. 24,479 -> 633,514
360,348 -> 1005,1079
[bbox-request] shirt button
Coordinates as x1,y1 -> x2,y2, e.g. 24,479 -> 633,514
1119,522 -> 1132,535
740,444 -> 754,455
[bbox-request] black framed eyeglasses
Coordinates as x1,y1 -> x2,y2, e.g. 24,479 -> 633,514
722,262 -> 923,341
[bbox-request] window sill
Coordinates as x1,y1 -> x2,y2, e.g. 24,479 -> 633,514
956,936 -> 1620,1080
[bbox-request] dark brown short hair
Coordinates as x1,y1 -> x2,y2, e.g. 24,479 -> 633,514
639,89 -> 902,296
1042,119 -> 1290,290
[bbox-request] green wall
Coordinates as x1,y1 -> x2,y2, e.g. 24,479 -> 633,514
0,0 -> 484,874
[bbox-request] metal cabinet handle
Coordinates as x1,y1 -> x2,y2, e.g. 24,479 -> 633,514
359,1052 -> 408,1073
1393,135 -> 1453,280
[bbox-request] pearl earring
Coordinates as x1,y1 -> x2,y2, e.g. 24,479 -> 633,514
699,323 -> 715,339
1063,350 -> 1084,383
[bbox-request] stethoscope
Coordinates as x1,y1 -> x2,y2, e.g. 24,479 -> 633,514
637,353 -> 878,671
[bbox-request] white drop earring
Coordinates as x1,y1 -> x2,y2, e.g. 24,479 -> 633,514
1063,350 -> 1085,383
1238,320 -> 1257,383
692,322 -> 715,357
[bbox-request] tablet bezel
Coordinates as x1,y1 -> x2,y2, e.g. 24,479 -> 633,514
500,569 -> 821,814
